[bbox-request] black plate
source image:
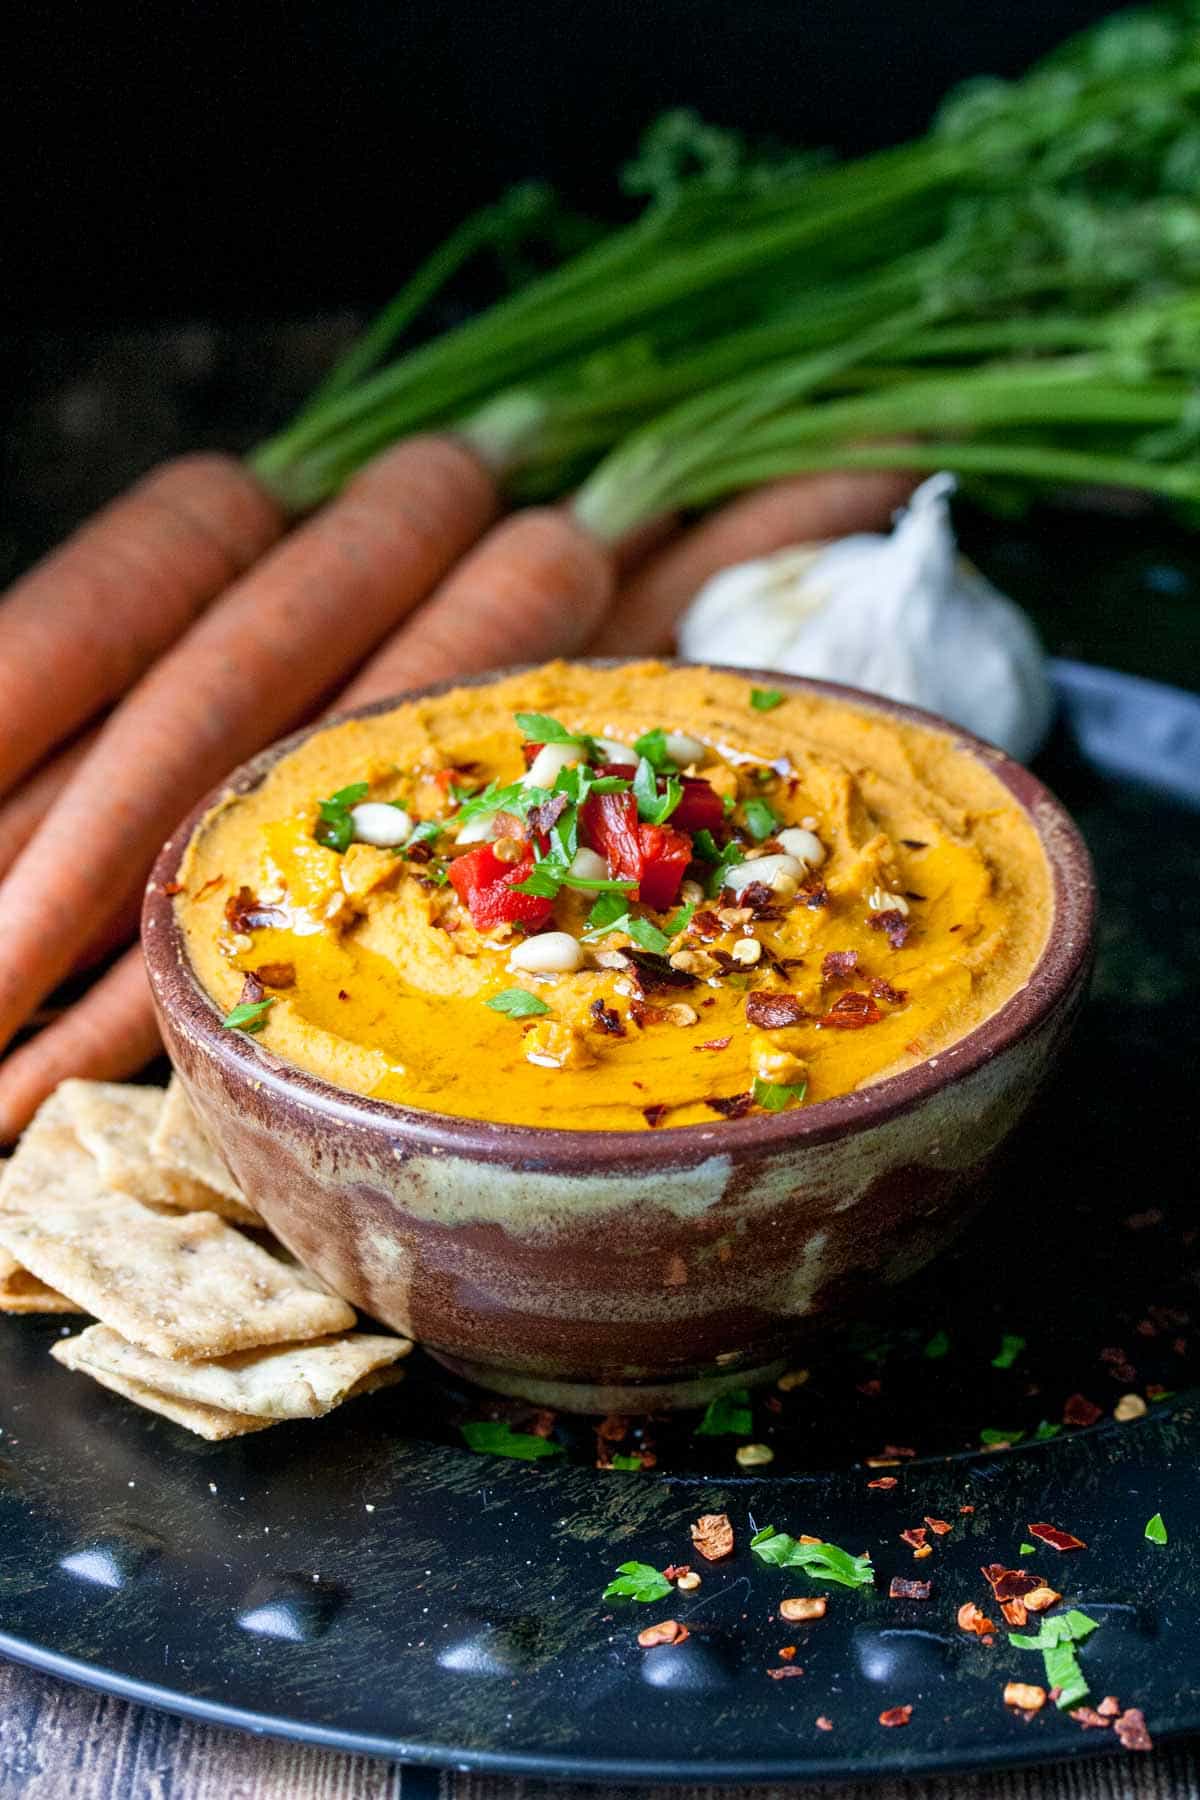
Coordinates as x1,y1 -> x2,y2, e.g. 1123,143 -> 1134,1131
2,659 -> 1199,1785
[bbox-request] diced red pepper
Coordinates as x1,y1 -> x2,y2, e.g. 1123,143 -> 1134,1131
637,824 -> 692,910
447,843 -> 552,930
671,778 -> 724,835
581,790 -> 643,884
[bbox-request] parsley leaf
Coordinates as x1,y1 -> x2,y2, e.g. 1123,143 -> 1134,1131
742,797 -> 779,843
1043,1641 -> 1090,1709
632,756 -> 682,824
221,996 -> 276,1033
514,862 -> 566,899
1034,1420 -> 1062,1441
403,819 -> 442,852
485,988 -> 550,1018
1145,1511 -> 1168,1545
586,891 -> 630,932
460,1420 -> 563,1460
315,780 -> 370,853
923,1330 -> 951,1360
752,1076 -> 807,1112
1019,1541 -> 1036,1556
979,1427 -> 1023,1446
991,1333 -> 1026,1370
602,1561 -> 672,1603
1009,1610 -> 1099,1710
607,1453 -> 646,1471
582,907 -> 672,954
632,728 -> 674,772
699,837 -> 745,897
695,1387 -> 752,1436
750,1527 -> 874,1589
515,711 -> 589,749
750,687 -> 785,712
663,901 -> 697,937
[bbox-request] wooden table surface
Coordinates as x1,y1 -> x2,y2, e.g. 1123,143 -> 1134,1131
0,1658 -> 1194,1800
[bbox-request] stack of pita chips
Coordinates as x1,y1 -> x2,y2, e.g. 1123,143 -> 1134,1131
0,1078 -> 410,1439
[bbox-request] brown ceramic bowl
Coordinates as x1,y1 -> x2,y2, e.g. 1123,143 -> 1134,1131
143,664 -> 1095,1413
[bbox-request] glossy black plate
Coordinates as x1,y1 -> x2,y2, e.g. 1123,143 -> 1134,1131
2,660 -> 1198,1785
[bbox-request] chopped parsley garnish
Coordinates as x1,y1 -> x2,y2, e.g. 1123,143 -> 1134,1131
750,687 -> 785,712
1034,1420 -> 1062,1441
991,1333 -> 1026,1370
750,1527 -> 874,1589
1145,1511 -> 1168,1545
632,728 -> 674,772
402,819 -> 442,852
582,906 -> 672,954
922,1330 -> 950,1360
314,780 -> 370,853
752,1076 -> 808,1112
742,797 -> 779,843
460,1420 -> 563,1460
1009,1609 -> 1099,1710
632,755 -> 682,824
586,891 -> 630,932
695,1387 -> 752,1436
514,711 -> 590,750
514,856 -> 635,900
1019,1541 -> 1036,1556
485,987 -> 550,1018
692,832 -> 745,896
663,900 -> 697,937
602,1561 -> 673,1603
452,778 -> 538,831
607,1453 -> 646,1471
221,996 -> 276,1033
979,1427 -> 1023,1446
624,916 -> 673,954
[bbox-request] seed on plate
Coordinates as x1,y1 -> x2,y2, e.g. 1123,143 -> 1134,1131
735,1441 -> 774,1468
731,938 -> 762,966
349,802 -> 413,848
1004,1682 -> 1046,1712
775,827 -> 825,869
724,853 -> 804,898
780,1596 -> 826,1622
1114,1392 -> 1147,1421
509,931 -> 585,974
777,1368 -> 810,1391
455,812 -> 499,845
592,949 -> 631,970
638,1619 -> 688,1649
569,847 -> 609,882
867,887 -> 910,915
664,1003 -> 699,1027
675,1570 -> 702,1591
524,742 -> 582,788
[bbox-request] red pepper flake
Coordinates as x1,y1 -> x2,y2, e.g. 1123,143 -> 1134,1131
867,1477 -> 898,1490
224,885 -> 287,933
1001,1598 -> 1028,1628
883,1444 -> 916,1459
690,1512 -> 735,1562
819,991 -> 882,1030
857,1378 -> 882,1398
981,1564 -> 1041,1600
662,1564 -> 691,1582
637,1619 -> 689,1649
1070,1707 -> 1112,1730
195,873 -> 225,900
236,972 -> 265,1008
889,1577 -> 932,1600
869,909 -> 910,949
738,881 -> 781,917
957,1602 -> 996,1637
767,1666 -> 806,1680
589,999 -> 626,1037
162,880 -> 184,896
1062,1393 -> 1103,1428
869,975 -> 908,1005
526,792 -> 569,837
642,1104 -> 670,1129
923,1517 -> 952,1536
799,876 -> 829,909
959,1505 -> 975,1514
706,1092 -> 753,1119
337,989 -> 350,1000
627,951 -> 698,996
745,991 -> 808,1029
899,1528 -> 928,1550
252,961 -> 296,989
695,1036 -> 732,1051
689,909 -> 725,941
1098,1696 -> 1121,1717
778,1645 -> 797,1661
879,1705 -> 912,1728
815,1716 -> 833,1732
821,950 -> 859,983
1027,1522 -> 1087,1553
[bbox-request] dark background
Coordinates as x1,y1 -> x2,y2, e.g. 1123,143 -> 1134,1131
8,0 -> 1116,326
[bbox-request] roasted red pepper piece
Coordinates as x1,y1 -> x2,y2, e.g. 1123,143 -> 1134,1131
448,842 -> 552,930
671,777 -> 724,835
581,789 -> 643,884
637,823 -> 693,910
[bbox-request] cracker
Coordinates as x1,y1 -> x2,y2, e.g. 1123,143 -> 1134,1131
0,1085 -> 111,1216
51,1338 -> 403,1440
0,1201 -> 356,1359
61,1078 -> 258,1226
54,1323 -> 410,1418
0,1248 -> 83,1314
148,1077 -> 259,1224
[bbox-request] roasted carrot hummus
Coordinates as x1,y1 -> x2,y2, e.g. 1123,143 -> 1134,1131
175,662 -> 1053,1131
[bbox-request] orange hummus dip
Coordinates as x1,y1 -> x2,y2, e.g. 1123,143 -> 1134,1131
176,662 -> 1053,1131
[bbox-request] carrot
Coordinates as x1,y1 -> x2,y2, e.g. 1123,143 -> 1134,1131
0,727 -> 100,885
338,507 -> 612,708
0,435 -> 498,1060
0,949 -> 160,1142
0,455 -> 285,800
587,470 -> 915,656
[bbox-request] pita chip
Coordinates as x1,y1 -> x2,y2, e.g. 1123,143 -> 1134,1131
147,1077 -> 258,1223
0,1246 -> 83,1314
60,1078 -> 258,1226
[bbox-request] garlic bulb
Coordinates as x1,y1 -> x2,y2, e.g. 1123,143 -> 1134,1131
677,473 -> 1053,763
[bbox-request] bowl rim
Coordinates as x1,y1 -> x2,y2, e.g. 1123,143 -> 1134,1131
142,659 -> 1096,1166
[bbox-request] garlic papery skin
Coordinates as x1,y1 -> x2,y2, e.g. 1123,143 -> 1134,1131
677,472 -> 1053,763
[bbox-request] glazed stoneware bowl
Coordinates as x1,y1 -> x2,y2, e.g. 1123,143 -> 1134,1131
142,665 -> 1095,1413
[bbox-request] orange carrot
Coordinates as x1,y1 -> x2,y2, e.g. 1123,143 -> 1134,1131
0,727 -> 100,885
588,470 -> 915,656
0,436 -> 498,1060
0,948 -> 161,1141
338,507 -> 612,708
0,455 -> 285,799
